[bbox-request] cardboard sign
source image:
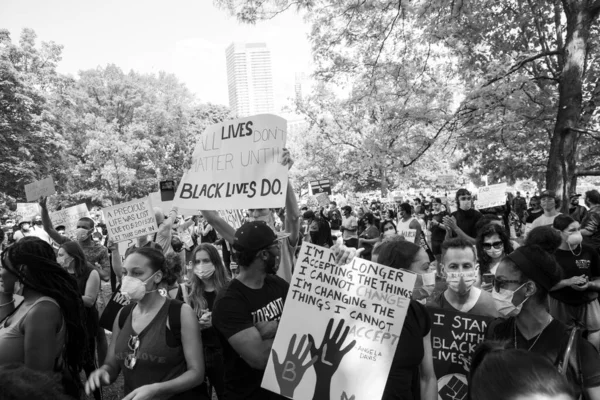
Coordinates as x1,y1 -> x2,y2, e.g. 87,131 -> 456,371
15,203 -> 40,221
428,308 -> 492,400
217,209 -> 245,230
160,180 -> 176,202
102,197 -> 158,242
24,177 -> 56,202
49,204 -> 90,233
477,183 -> 507,210
437,175 -> 455,187
174,114 -> 288,210
310,179 -> 332,195
315,193 -> 330,208
262,243 -> 417,400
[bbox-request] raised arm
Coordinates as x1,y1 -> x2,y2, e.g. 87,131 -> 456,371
39,196 -> 68,245
201,211 -> 236,244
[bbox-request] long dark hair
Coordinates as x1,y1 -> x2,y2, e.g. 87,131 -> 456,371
476,223 -> 514,273
186,244 -> 230,315
60,241 -> 87,278
3,237 -> 88,391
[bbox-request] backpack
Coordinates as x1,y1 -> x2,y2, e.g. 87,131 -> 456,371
118,299 -> 183,344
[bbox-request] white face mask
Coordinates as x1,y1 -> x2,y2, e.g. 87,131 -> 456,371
75,228 -> 92,242
383,230 -> 396,238
194,263 -> 215,280
446,270 -> 477,293
420,271 -> 436,295
492,282 -> 528,317
459,201 -> 472,211
120,271 -> 159,301
566,231 -> 583,247
484,248 -> 504,259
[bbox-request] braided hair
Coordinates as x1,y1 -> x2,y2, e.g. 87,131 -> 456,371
4,237 -> 88,386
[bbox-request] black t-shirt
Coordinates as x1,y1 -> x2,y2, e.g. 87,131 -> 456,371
382,301 -> 431,400
430,211 -> 449,243
212,275 -> 289,400
552,245 -> 600,305
525,208 -> 543,224
451,209 -> 483,239
486,317 -> 600,395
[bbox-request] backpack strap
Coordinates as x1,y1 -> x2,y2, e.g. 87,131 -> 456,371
167,299 -> 184,344
118,303 -> 136,330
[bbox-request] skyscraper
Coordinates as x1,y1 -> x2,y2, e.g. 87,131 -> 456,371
226,42 -> 275,117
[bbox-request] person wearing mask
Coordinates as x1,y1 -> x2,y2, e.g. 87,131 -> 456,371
429,198 -> 449,272
372,240 -> 438,399
443,189 -> 483,245
581,189 -> 600,253
340,205 -> 359,248
469,342 -> 575,400
30,214 -> 51,244
85,247 -> 207,399
476,223 -> 514,290
11,219 -> 32,243
522,196 -> 543,236
569,193 -> 588,223
358,213 -> 380,261
429,238 -> 499,317
57,241 -> 102,400
529,190 -> 562,231
0,237 -> 88,398
549,215 -> 600,349
178,243 -> 230,399
511,191 -> 528,221
302,210 -> 333,248
397,203 -> 422,245
321,201 -> 342,239
486,245 -> 600,399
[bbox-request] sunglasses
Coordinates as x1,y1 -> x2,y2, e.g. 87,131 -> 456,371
124,335 -> 140,369
492,277 -> 522,292
483,241 -> 503,250
459,196 -> 471,201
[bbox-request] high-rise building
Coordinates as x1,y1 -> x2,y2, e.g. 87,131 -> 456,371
226,42 -> 275,117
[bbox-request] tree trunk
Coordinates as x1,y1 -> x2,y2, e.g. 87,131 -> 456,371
380,167 -> 389,197
547,1 -> 598,212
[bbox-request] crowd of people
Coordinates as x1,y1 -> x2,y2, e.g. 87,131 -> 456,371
1,148 -> 600,400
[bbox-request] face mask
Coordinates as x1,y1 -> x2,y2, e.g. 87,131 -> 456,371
420,272 -> 436,295
446,271 -> 477,293
194,263 -> 215,280
492,283 -> 528,317
566,231 -> 583,247
459,201 -> 471,211
383,230 -> 396,238
484,248 -> 504,259
57,255 -> 72,269
120,271 -> 159,301
75,228 -> 92,242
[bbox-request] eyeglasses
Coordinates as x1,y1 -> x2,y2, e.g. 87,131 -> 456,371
483,241 -> 503,250
124,335 -> 140,369
459,196 -> 471,201
493,277 -> 522,292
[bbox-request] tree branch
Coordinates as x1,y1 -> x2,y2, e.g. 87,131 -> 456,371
568,127 -> 600,141
482,50 -> 561,87
576,170 -> 600,176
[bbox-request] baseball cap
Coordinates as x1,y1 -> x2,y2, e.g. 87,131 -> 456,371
303,210 -> 315,219
342,205 -> 352,213
233,221 -> 290,252
456,188 -> 471,197
540,190 -> 556,199
569,193 -> 581,199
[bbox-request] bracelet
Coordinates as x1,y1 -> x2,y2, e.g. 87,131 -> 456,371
0,299 -> 15,307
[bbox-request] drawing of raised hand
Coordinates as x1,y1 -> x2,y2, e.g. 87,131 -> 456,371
439,376 -> 468,400
308,318 -> 357,400
272,334 -> 318,398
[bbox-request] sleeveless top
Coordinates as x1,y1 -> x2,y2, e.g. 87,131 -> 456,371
72,265 -> 100,338
114,298 -> 204,399
397,217 -> 417,241
0,296 -> 66,365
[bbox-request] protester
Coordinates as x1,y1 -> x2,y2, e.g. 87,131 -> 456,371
522,195 -> 543,236
374,240 -> 438,400
11,219 -> 32,243
476,223 -> 514,289
30,214 -> 51,243
321,201 -> 342,239
569,193 -> 588,223
581,189 -> 600,252
443,188 -> 483,244
85,247 -> 207,399
302,210 -> 333,248
0,237 -> 88,398
358,213 -> 380,260
177,243 -> 230,399
338,205 -> 358,248
549,214 -> 600,349
486,245 -> 600,399
469,342 -> 575,400
396,203 -> 422,245
199,215 -> 217,244
57,241 -> 102,400
511,191 -> 528,221
429,198 -> 449,272
429,238 -> 498,317
381,220 -> 398,239
529,190 -> 562,231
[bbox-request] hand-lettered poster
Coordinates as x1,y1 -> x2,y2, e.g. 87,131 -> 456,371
49,204 -> 90,233
102,197 -> 158,242
217,209 -> 245,230
173,114 -> 288,210
24,177 -> 56,202
476,183 -> 507,210
15,203 -> 41,221
427,308 -> 492,400
262,243 -> 417,400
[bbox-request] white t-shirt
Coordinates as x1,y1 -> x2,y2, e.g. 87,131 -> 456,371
341,215 -> 358,240
397,217 -> 418,242
530,213 -> 561,231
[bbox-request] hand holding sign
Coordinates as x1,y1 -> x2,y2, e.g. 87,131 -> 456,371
272,334 -> 318,398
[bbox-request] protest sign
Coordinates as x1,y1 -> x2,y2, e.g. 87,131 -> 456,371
217,209 -> 245,230
428,308 -> 492,400
315,192 -> 330,208
309,179 -> 332,195
15,203 -> 40,221
437,175 -> 455,187
477,183 -> 507,210
160,180 -> 176,202
102,197 -> 158,242
174,114 -> 288,210
24,177 -> 56,202
262,243 -> 417,400
49,204 -> 90,233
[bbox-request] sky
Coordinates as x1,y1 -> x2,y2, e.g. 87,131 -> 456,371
0,0 -> 313,109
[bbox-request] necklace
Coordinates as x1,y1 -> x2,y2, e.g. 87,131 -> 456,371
567,242 -> 582,257
514,316 -> 553,351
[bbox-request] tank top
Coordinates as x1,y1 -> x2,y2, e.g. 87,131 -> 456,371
0,296 -> 65,365
114,298 -> 205,399
397,217 -> 417,241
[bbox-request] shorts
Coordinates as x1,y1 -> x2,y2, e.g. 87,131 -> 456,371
431,240 -> 443,256
549,297 -> 600,331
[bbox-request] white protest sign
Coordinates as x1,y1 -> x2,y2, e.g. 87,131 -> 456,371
477,183 -> 507,210
24,177 -> 56,202
49,204 -> 90,233
173,114 -> 288,210
217,210 -> 245,230
262,243 -> 417,400
102,197 -> 158,242
437,175 -> 455,187
149,191 -> 173,214
16,203 -> 40,221
315,193 -> 330,208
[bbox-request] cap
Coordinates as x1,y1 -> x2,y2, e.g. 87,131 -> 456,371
569,193 -> 581,199
539,190 -> 556,199
342,205 -> 352,213
233,221 -> 289,252
303,210 -> 315,219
